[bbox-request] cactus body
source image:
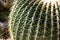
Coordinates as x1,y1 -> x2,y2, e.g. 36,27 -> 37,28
9,0 -> 60,40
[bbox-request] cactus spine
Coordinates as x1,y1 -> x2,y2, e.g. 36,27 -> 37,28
9,0 -> 60,40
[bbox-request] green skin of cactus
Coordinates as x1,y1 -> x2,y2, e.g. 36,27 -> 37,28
9,0 -> 60,40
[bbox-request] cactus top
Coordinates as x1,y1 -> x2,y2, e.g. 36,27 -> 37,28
42,0 -> 60,5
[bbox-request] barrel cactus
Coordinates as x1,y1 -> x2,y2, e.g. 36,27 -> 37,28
9,0 -> 60,40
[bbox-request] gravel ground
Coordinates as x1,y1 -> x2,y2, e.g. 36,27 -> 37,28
0,38 -> 11,40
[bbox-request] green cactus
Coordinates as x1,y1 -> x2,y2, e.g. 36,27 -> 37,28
9,0 -> 60,40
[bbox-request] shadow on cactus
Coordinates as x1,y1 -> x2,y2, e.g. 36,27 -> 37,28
9,0 -> 60,40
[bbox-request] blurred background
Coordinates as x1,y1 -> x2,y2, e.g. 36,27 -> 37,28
0,0 -> 15,40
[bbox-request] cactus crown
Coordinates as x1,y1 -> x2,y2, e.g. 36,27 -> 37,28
9,0 -> 60,40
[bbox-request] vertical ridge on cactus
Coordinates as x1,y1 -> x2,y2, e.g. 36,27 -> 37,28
9,0 -> 60,40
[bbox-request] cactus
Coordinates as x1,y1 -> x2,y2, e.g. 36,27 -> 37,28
9,0 -> 60,40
